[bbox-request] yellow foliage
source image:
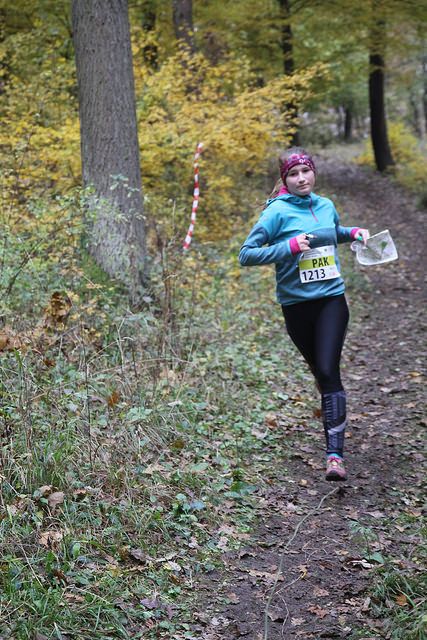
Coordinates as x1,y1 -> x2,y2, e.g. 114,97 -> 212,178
134,37 -> 327,239
0,24 -> 81,217
0,18 -> 326,259
357,121 -> 427,192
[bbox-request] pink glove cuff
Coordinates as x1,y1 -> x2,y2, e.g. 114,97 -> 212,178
290,236 -> 301,255
350,227 -> 361,240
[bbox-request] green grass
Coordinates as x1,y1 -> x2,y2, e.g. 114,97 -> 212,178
0,226 -> 310,638
349,511 -> 426,639
371,569 -> 427,640
1,178 -> 424,638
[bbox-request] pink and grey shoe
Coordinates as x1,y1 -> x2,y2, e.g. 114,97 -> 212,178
325,455 -> 347,481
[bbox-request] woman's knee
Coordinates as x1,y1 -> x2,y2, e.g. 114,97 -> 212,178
315,365 -> 342,393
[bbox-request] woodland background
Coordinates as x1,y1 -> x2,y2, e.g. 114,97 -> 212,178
0,1 -> 426,639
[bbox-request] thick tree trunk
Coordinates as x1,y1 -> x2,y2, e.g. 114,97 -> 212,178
72,0 -> 145,302
172,0 -> 195,52
369,6 -> 394,172
278,0 -> 299,145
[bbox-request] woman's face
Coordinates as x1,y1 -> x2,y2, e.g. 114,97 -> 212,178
285,164 -> 315,196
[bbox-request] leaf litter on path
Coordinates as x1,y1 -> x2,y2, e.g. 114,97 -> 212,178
192,156 -> 426,640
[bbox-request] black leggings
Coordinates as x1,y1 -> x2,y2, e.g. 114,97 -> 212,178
281,295 -> 349,394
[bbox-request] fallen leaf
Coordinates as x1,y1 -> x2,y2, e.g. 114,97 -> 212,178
142,463 -> 165,475
267,607 -> 285,622
217,536 -> 229,551
140,597 -> 162,610
72,488 -> 88,500
63,593 -> 85,603
38,530 -> 63,548
107,390 -> 121,407
349,559 -> 374,569
395,594 -> 408,607
313,586 -> 329,597
34,485 -> 53,498
218,524 -> 236,535
164,561 -> 182,572
285,501 -> 298,512
248,569 -> 283,582
6,505 -> 18,517
226,592 -> 240,604
170,437 -> 185,449
156,552 -> 178,562
48,491 -> 65,512
129,548 -> 146,563
44,291 -> 72,328
264,413 -> 279,428
366,510 -> 385,519
0,328 -> 23,351
251,427 -> 268,439
308,604 -> 328,618
345,598 -> 360,606
0,331 -> 10,350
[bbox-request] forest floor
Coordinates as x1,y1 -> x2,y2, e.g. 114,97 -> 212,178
191,153 -> 426,640
1,150 -> 425,640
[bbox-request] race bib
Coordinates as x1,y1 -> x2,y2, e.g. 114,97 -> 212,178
299,245 -> 340,283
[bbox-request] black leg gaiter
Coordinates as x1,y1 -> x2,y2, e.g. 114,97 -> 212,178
322,390 -> 346,457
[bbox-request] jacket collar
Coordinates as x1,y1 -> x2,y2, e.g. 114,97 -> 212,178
266,192 -> 320,207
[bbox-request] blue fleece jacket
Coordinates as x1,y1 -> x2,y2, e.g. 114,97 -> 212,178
239,192 -> 355,306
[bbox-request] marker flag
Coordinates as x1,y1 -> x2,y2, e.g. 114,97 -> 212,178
183,143 -> 203,251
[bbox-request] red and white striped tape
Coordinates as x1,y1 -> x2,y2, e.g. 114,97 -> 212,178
183,142 -> 203,250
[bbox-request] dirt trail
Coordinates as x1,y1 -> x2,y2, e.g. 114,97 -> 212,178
192,156 -> 426,639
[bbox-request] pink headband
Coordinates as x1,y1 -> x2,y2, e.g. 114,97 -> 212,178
280,154 -> 316,182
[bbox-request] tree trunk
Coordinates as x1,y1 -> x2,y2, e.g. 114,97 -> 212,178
278,0 -> 299,145
344,105 -> 353,141
422,52 -> 427,137
369,5 -> 394,172
279,0 -> 294,76
172,0 -> 195,52
141,4 -> 158,69
72,0 -> 145,303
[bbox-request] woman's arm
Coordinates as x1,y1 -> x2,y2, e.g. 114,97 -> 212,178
239,224 -> 294,266
334,208 -> 369,245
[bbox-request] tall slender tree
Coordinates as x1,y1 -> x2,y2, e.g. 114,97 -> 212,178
278,0 -> 300,144
72,0 -> 145,302
422,50 -> 427,136
369,0 -> 394,171
141,0 -> 158,68
278,0 -> 294,76
172,0 -> 195,52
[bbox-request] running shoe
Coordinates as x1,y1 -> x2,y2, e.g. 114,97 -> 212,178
325,455 -> 347,481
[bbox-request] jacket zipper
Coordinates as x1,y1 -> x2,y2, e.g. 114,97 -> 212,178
309,196 -> 319,222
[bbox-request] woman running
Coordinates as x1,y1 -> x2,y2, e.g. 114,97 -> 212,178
239,148 -> 369,481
